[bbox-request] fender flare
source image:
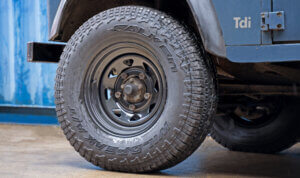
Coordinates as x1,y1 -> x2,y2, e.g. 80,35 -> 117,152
50,0 -> 226,58
186,0 -> 226,57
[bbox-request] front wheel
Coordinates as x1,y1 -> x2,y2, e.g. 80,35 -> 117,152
55,6 -> 216,172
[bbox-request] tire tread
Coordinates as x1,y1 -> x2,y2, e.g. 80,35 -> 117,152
55,6 -> 216,172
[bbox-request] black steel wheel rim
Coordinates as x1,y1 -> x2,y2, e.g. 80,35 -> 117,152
83,41 -> 167,137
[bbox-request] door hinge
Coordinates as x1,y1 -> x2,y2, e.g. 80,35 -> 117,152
261,11 -> 285,32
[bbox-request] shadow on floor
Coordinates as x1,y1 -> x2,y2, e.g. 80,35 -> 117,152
163,145 -> 300,177
1,124 -> 299,177
64,143 -> 300,177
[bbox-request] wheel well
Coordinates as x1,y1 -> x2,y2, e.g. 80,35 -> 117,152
55,0 -> 200,43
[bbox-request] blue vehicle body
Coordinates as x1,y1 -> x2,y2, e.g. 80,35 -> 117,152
46,0 -> 300,63
212,0 -> 300,62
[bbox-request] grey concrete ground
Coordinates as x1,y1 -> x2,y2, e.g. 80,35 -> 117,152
0,124 -> 299,178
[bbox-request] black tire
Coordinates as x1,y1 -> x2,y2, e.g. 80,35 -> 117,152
55,6 -> 216,172
211,98 -> 300,153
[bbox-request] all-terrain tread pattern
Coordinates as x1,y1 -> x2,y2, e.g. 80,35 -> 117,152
55,6 -> 216,172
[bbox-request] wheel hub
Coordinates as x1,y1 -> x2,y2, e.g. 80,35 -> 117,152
91,53 -> 165,129
83,41 -> 167,136
122,77 -> 146,104
114,67 -> 153,112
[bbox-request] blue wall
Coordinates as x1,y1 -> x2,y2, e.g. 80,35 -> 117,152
0,0 -> 58,124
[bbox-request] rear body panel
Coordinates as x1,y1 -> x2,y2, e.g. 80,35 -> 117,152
213,0 -> 262,46
212,0 -> 300,62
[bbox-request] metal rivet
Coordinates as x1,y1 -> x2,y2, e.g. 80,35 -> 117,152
277,24 -> 282,28
277,12 -> 282,17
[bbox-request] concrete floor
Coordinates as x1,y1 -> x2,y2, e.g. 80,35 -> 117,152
0,125 -> 299,178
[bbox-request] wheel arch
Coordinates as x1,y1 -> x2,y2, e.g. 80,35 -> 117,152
50,0 -> 226,58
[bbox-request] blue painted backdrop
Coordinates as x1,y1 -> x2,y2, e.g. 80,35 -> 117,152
0,0 -> 58,124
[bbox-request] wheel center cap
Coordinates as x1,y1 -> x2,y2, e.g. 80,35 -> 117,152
122,77 -> 146,104
124,84 -> 134,95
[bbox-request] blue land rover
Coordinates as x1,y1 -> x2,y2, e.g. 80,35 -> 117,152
27,0 -> 300,172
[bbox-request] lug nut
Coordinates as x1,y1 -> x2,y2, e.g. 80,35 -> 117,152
129,104 -> 136,110
120,73 -> 127,79
121,84 -> 125,89
144,93 -> 151,100
115,92 -> 121,99
139,73 -> 145,80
